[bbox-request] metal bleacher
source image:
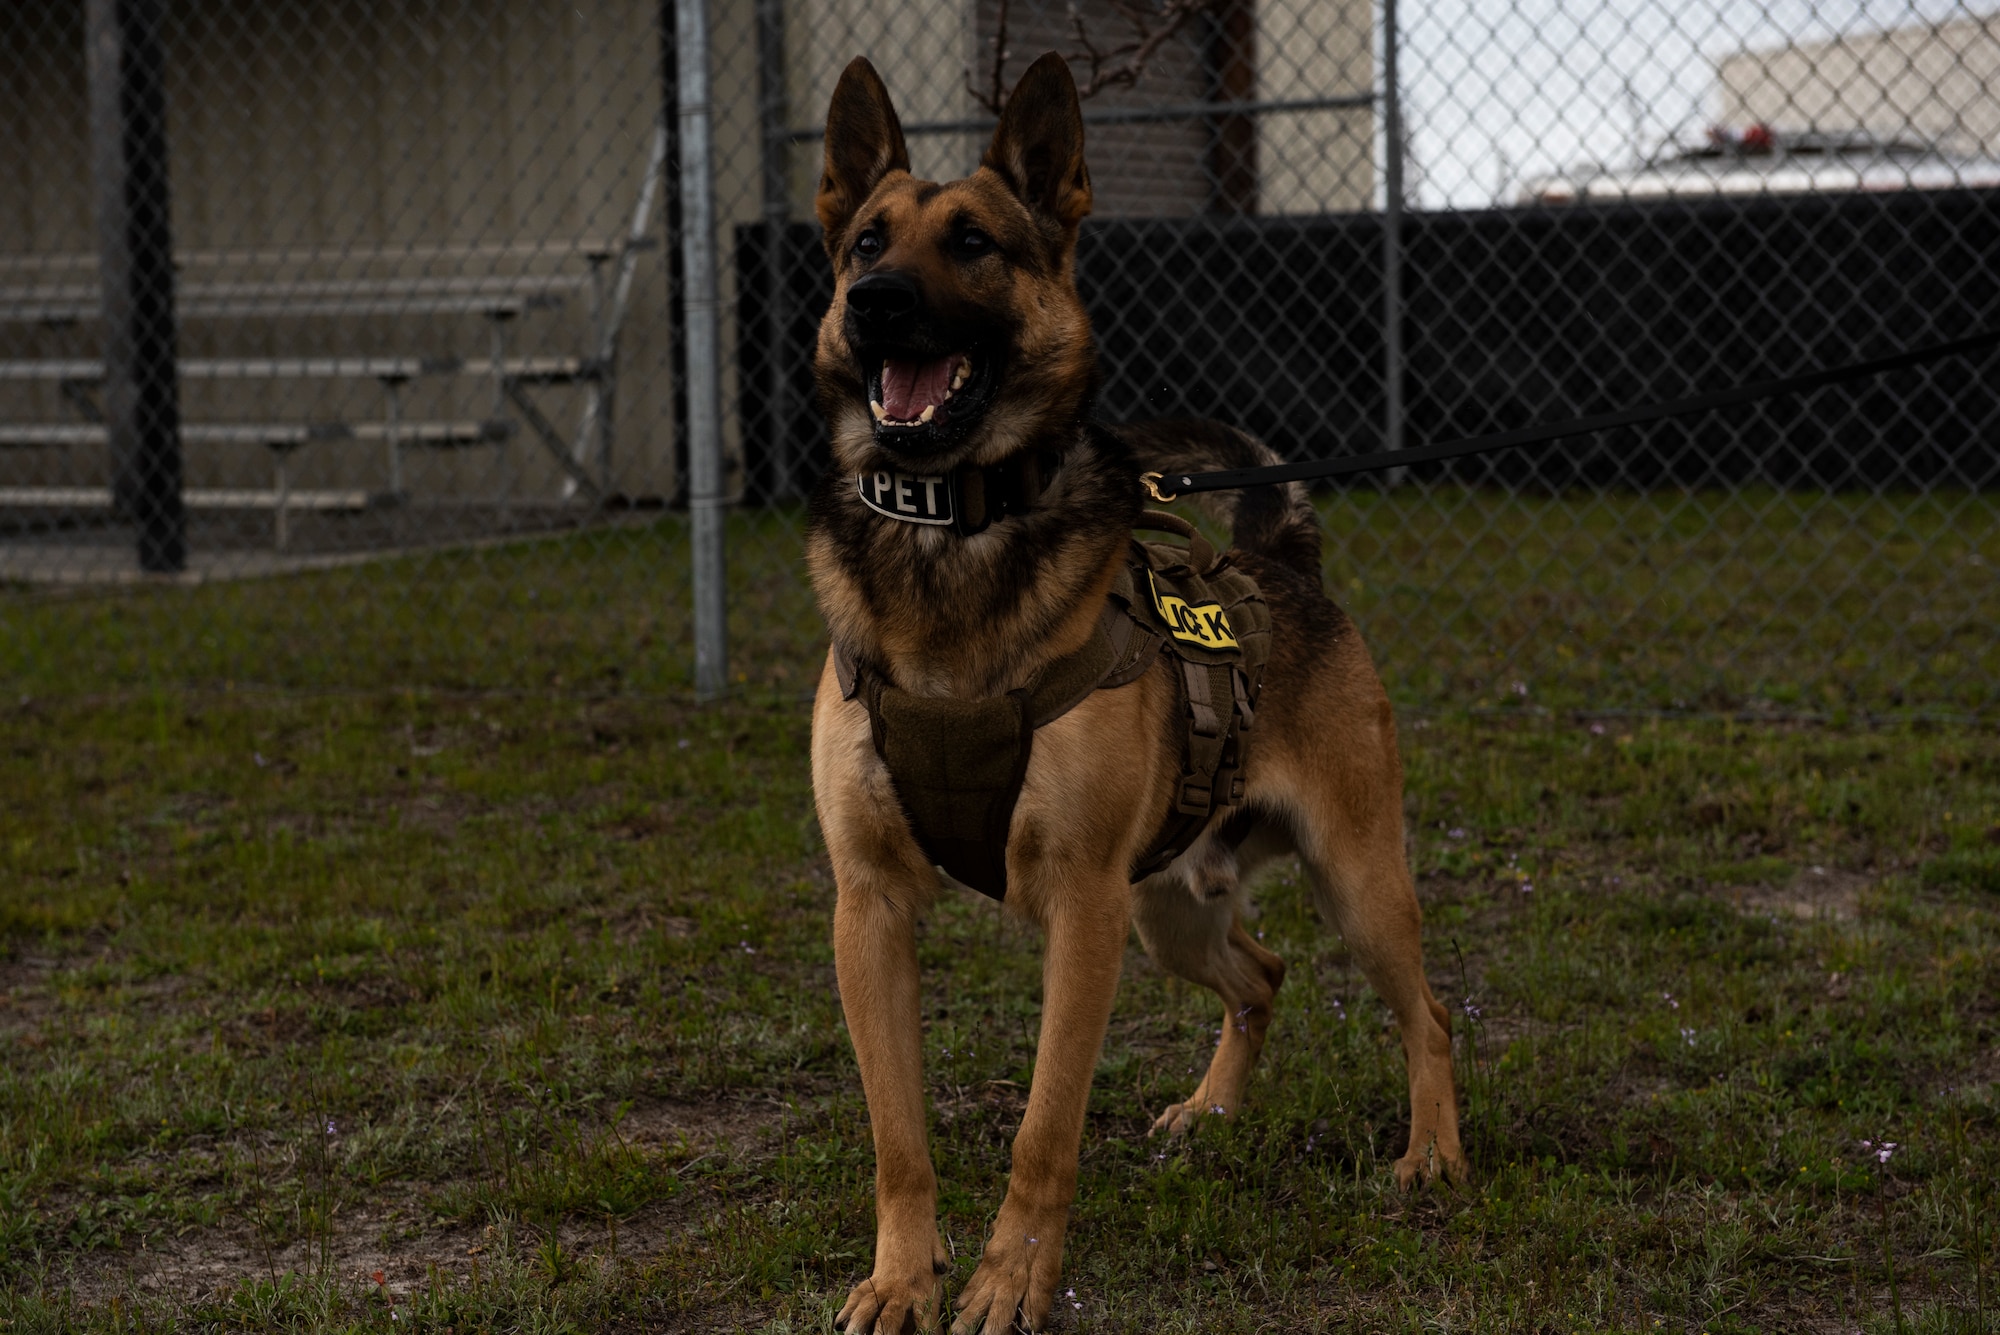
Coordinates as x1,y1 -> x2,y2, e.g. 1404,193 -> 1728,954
0,124 -> 665,554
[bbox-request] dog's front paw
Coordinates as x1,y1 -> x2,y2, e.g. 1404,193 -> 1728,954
836,1241 -> 949,1334
952,1208 -> 1067,1335
1392,1139 -> 1471,1191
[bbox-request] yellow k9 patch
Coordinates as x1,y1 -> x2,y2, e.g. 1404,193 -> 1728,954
1147,569 -> 1239,650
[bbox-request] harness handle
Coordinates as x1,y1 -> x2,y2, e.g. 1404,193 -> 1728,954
1134,509 -> 1215,573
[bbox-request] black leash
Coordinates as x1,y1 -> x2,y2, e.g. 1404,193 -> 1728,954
1139,326 -> 2000,500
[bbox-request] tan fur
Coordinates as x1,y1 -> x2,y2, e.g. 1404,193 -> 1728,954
808,54 -> 1464,1335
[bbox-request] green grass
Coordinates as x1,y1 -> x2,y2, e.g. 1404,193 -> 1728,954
4,485 -> 1996,714
0,500 -> 1996,1330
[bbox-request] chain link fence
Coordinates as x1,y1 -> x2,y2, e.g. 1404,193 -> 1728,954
2,0 -> 1996,715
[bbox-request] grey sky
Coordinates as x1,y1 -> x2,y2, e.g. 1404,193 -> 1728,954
1400,0 -> 1999,207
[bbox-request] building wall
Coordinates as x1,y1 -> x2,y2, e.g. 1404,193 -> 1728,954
0,0 -> 680,501
781,0 -> 1375,219
1718,15 -> 2000,158
1257,0 -> 1374,213
789,0 -> 981,210
975,0 -> 1217,218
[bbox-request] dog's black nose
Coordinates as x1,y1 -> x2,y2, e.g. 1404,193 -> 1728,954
846,271 -> 921,329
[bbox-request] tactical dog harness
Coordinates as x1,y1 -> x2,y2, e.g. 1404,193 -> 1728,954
834,507 -> 1270,900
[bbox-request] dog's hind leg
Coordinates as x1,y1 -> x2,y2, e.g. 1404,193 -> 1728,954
1133,826 -> 1288,1136
1289,705 -> 1466,1188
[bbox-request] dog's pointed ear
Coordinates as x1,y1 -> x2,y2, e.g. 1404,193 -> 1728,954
982,52 -> 1092,228
816,58 -> 911,252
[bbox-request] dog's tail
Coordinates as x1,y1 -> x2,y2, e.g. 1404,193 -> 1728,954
1115,419 -> 1320,576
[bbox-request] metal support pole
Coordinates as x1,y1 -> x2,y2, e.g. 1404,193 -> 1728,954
1381,0 -> 1407,485
569,254 -> 607,502
382,375 -> 405,497
87,0 -> 185,572
676,0 -> 728,701
272,443 -> 291,553
756,0 -> 795,500
488,312 -> 513,502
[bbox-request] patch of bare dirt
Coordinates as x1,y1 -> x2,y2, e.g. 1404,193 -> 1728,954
1956,1039 -> 2000,1095
1727,866 -> 1870,922
58,1199 -> 481,1305
389,783 -> 488,839
55,1096 -> 788,1305
613,1095 -> 791,1153
0,954 -> 64,1039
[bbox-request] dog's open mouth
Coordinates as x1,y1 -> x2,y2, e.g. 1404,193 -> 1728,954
868,352 -> 985,442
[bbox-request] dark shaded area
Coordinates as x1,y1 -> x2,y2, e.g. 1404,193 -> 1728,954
737,188 -> 2000,502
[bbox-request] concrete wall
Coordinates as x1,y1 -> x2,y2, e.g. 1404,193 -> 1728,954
1719,15 -> 2000,159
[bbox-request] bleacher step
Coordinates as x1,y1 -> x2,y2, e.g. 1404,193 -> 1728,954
0,486 -> 374,511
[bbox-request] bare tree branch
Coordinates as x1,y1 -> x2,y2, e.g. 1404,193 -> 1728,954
966,0 -> 1230,116
965,0 -> 1013,117
1074,0 -> 1220,101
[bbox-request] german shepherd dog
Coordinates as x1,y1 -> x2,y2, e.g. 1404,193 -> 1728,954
808,52 -> 1466,1334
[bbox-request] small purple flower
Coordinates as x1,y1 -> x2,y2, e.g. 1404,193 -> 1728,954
1589,722 -> 1606,736
1448,827 -> 1468,840
1679,1027 -> 1696,1047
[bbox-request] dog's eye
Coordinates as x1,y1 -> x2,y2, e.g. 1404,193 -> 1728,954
954,228 -> 994,258
854,229 -> 883,259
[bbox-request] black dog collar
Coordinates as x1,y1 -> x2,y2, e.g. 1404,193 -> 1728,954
855,450 -> 1063,536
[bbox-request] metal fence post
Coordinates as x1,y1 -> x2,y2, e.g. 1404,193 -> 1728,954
756,0 -> 796,500
675,0 -> 728,701
1380,0 -> 1406,482
86,0 -> 185,573
676,0 -> 732,699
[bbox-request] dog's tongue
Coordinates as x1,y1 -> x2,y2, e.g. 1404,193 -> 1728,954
880,353 -> 958,421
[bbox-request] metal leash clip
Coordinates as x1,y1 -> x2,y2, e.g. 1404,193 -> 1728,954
1139,471 -> 1178,503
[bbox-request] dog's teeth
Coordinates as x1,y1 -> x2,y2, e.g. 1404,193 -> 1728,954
918,405 -> 935,423
870,401 -> 886,422
951,362 -> 969,391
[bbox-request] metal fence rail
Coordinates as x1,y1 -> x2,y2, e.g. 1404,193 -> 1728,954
1,0 -> 1996,715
